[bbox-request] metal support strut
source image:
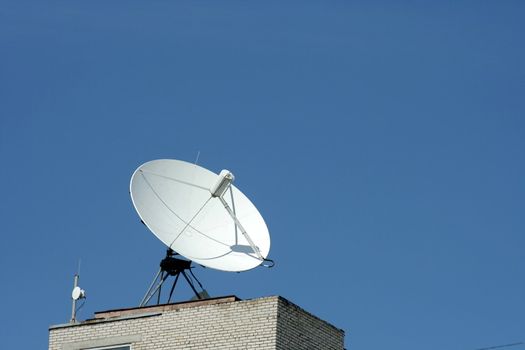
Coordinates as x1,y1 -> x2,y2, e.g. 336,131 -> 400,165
219,196 -> 264,261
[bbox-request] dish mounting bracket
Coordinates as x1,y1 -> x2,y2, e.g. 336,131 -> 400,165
139,249 -> 208,307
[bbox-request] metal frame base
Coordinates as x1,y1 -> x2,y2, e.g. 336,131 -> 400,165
140,249 -> 206,307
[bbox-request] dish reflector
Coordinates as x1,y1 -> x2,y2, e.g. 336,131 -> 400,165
130,159 -> 271,272
72,286 -> 85,300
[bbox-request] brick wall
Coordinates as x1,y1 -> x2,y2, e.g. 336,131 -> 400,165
49,296 -> 344,350
276,297 -> 344,350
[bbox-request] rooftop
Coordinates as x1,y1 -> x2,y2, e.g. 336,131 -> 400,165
49,295 -> 345,350
50,295 -> 241,330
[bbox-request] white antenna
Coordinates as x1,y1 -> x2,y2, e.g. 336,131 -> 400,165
130,159 -> 272,272
130,158 -> 273,305
194,150 -> 201,165
70,260 -> 86,323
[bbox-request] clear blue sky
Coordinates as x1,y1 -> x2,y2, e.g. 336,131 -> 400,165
1,1 -> 523,349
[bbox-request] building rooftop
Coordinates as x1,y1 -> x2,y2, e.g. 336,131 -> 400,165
50,295 -> 241,330
94,295 -> 241,320
49,295 -> 345,350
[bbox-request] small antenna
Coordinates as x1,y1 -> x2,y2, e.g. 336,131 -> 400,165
70,259 -> 86,323
194,151 -> 201,166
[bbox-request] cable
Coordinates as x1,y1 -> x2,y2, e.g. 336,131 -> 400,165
475,342 -> 524,350
75,300 -> 86,314
262,258 -> 275,268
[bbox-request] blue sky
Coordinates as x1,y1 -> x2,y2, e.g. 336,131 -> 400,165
1,1 -> 524,349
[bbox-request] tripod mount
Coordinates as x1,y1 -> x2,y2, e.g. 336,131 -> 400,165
139,249 -> 208,306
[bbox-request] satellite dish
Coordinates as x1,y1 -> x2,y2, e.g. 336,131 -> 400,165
130,159 -> 271,272
72,286 -> 85,301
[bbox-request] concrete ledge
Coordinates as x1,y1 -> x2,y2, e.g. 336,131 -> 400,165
94,295 -> 240,319
49,312 -> 161,330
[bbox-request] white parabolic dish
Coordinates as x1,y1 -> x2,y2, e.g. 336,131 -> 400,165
130,159 -> 271,272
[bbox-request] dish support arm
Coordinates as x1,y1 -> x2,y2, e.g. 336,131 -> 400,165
218,196 -> 264,261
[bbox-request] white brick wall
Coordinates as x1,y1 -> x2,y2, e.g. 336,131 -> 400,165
49,296 -> 344,350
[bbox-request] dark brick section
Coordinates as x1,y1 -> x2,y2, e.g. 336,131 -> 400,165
276,297 -> 344,350
49,295 -> 344,350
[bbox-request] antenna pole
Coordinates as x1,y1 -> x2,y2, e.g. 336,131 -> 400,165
70,274 -> 79,323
